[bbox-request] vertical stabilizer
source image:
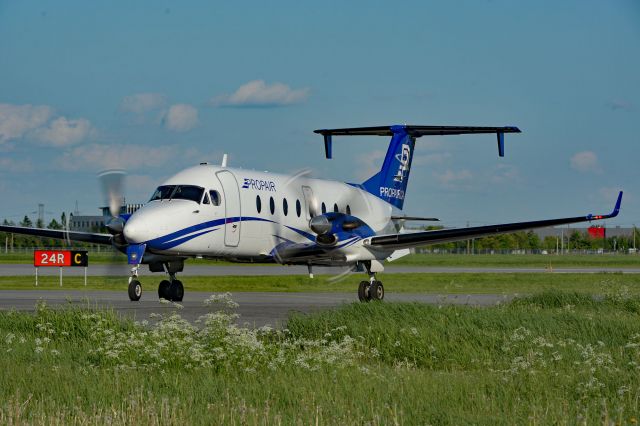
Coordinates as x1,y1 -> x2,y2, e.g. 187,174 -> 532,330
361,125 -> 415,210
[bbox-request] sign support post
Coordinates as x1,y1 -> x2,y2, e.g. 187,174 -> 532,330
59,267 -> 62,287
84,266 -> 87,286
35,267 -> 38,287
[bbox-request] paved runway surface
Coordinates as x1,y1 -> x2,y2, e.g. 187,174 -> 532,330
0,289 -> 512,327
2,264 -> 639,276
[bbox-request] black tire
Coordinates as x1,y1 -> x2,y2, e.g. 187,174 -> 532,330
158,280 -> 171,299
128,279 -> 142,301
370,281 -> 384,301
169,280 -> 184,302
358,281 -> 370,302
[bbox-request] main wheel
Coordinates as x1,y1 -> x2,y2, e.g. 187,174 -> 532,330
158,280 -> 171,299
128,279 -> 142,301
358,281 -> 370,302
369,281 -> 384,301
168,280 -> 184,302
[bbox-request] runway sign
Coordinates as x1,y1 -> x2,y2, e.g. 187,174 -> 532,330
34,250 -> 89,267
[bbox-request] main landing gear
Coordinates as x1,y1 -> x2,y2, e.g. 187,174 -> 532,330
127,262 -> 185,302
158,274 -> 184,302
358,274 -> 384,302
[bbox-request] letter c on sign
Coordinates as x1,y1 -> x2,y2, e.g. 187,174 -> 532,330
74,253 -> 81,264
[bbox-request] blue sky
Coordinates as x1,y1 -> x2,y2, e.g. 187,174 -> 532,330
0,0 -> 638,228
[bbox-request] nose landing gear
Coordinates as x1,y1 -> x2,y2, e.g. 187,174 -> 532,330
128,264 -> 142,301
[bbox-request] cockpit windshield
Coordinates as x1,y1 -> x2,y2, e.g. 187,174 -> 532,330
149,185 -> 205,203
149,185 -> 176,201
171,185 -> 204,202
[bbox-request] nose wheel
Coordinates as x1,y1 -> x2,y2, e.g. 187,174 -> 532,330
128,279 -> 142,301
128,264 -> 142,301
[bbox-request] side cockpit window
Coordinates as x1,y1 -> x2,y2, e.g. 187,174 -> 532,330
210,190 -> 221,206
202,192 -> 210,204
149,185 -> 176,201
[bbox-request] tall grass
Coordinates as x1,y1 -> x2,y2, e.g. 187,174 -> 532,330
2,290 -> 640,424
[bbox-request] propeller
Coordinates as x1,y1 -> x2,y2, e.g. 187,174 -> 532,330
98,170 -> 128,250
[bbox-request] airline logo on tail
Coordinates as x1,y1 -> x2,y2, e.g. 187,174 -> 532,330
393,144 -> 411,183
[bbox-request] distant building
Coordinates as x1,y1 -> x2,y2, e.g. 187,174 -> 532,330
100,203 -> 144,217
69,215 -> 105,232
69,203 -> 144,232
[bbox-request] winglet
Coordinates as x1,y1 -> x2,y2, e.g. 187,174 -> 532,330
497,132 -> 505,157
323,133 -> 332,159
587,191 -> 623,221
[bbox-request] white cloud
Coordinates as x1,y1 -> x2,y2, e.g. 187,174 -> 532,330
413,152 -> 451,166
0,157 -> 33,173
607,99 -> 633,112
0,103 -> 52,143
570,151 -> 600,173
33,117 -> 95,147
356,149 -> 386,180
56,144 -> 176,171
490,164 -> 520,183
120,93 -> 167,114
162,104 -> 198,132
211,80 -> 309,107
434,169 -> 473,189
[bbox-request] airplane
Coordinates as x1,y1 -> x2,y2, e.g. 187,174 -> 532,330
0,124 -> 623,302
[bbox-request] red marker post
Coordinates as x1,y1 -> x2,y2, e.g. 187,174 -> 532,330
33,250 -> 89,286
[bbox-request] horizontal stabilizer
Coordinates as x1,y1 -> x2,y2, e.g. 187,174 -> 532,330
314,124 -> 520,159
314,125 -> 521,137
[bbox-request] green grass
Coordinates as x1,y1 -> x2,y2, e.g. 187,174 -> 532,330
393,253 -> 640,268
2,291 -> 640,424
2,251 -> 639,267
1,272 -> 639,295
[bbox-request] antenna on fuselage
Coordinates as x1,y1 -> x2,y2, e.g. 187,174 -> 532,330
221,154 -> 228,168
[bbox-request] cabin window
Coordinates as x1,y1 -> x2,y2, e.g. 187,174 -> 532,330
321,202 -> 326,214
283,198 -> 288,216
333,203 -> 339,213
210,190 -> 221,206
256,195 -> 262,213
346,205 -> 351,215
296,199 -> 301,217
270,197 -> 275,215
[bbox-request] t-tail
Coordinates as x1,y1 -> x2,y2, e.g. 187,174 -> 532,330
314,124 -> 521,210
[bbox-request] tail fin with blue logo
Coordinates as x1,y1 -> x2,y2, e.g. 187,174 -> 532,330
314,124 -> 521,210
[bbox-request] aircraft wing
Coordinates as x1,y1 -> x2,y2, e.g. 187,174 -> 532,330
367,192 -> 623,250
0,225 -> 113,245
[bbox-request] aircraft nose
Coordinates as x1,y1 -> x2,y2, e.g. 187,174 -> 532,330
123,217 -> 148,244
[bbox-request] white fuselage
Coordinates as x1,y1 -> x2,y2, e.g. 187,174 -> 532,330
123,164 -> 399,265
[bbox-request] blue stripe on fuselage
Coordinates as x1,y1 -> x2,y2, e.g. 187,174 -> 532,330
145,216 -> 315,250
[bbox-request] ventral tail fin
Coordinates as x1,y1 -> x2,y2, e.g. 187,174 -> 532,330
314,124 -> 521,210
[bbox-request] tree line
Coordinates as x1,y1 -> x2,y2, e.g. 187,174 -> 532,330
421,226 -> 639,253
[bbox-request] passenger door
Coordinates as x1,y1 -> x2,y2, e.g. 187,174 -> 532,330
216,170 -> 241,247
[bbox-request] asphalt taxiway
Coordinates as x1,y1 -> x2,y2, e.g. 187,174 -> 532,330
1,264 -> 639,276
0,289 -> 512,327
